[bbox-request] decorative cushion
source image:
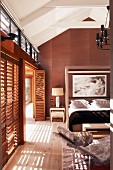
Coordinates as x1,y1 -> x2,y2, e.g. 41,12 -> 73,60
78,136 -> 110,164
69,100 -> 89,109
57,126 -> 93,146
92,99 -> 110,108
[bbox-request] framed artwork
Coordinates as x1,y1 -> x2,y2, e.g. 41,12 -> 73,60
72,74 -> 107,97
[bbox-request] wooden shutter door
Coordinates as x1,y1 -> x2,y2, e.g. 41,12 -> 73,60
0,58 -> 7,167
0,53 -> 20,168
35,70 -> 45,121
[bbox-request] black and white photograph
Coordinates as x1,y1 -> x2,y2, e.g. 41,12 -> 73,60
73,74 -> 107,97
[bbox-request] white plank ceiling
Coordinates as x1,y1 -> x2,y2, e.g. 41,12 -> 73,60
2,0 -> 109,50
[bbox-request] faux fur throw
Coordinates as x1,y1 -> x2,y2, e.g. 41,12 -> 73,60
57,126 -> 93,147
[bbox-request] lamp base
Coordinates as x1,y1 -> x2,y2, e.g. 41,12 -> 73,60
56,96 -> 60,107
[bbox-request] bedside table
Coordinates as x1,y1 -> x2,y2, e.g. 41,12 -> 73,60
50,107 -> 65,122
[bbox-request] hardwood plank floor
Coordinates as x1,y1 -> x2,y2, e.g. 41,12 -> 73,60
3,119 -> 66,170
2,117 -> 110,170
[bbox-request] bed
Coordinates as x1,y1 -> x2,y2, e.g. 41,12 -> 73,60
65,66 -> 110,132
68,99 -> 110,131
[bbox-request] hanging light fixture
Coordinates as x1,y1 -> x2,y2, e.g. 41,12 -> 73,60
96,6 -> 110,50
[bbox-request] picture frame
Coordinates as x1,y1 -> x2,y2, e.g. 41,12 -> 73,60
72,74 -> 107,97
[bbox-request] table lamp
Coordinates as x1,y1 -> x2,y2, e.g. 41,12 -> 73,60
52,88 -> 64,107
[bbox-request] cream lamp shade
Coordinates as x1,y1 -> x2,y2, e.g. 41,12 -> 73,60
52,88 -> 64,107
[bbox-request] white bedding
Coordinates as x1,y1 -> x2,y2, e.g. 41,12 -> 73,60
69,99 -> 110,116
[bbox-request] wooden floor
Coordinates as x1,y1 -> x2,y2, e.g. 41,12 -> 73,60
2,101 -> 110,170
3,119 -> 67,170
3,118 -> 110,170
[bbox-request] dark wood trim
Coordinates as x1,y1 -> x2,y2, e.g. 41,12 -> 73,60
19,59 -> 26,144
110,0 -> 113,169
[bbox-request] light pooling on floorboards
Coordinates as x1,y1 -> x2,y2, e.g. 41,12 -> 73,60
26,123 -> 53,143
3,121 -> 64,170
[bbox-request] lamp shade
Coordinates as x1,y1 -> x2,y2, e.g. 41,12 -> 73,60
52,88 -> 64,96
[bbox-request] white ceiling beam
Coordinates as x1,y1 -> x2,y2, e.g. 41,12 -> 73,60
61,7 -> 107,22
45,0 -> 109,7
20,7 -> 55,27
61,8 -> 93,22
50,21 -> 105,28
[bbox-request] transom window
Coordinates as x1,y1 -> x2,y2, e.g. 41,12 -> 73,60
1,5 -> 38,62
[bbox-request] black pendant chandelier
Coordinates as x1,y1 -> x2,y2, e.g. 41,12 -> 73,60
96,6 -> 110,50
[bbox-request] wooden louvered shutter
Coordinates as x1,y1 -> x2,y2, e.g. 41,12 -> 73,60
0,58 -> 7,167
6,61 -> 15,156
13,64 -> 20,148
35,70 -> 45,121
0,54 -> 20,168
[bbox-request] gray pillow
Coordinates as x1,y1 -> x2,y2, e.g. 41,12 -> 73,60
70,100 -> 89,109
78,136 -> 110,164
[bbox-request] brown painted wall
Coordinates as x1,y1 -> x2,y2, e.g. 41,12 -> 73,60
38,28 -> 110,117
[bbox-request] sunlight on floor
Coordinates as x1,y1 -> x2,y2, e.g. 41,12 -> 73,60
3,104 -> 62,170
63,148 -> 89,170
75,152 -> 89,170
26,123 -> 53,143
11,121 -> 54,170
13,151 -> 45,169
26,102 -> 53,143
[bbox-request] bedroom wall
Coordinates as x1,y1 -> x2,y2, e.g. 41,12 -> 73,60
38,28 -> 110,117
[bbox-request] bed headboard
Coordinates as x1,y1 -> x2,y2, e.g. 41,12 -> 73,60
65,66 -> 110,128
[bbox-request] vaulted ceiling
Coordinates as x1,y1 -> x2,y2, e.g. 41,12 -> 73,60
2,0 -> 109,50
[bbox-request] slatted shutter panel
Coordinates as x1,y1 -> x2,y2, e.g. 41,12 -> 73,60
13,64 -> 20,148
0,58 -> 8,167
0,54 -> 20,168
35,70 -> 45,120
6,61 -> 15,156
